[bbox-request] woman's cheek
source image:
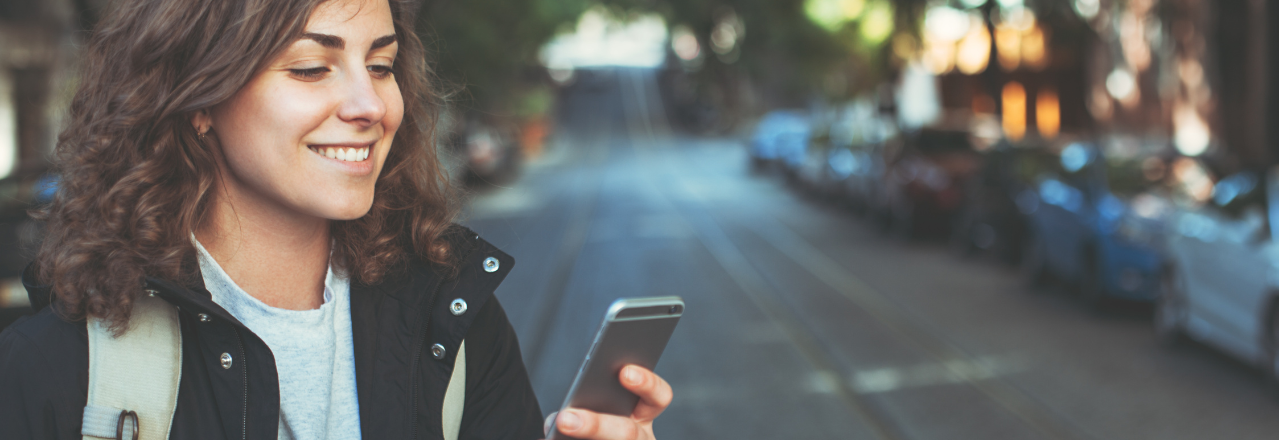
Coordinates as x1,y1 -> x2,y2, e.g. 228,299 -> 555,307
383,84 -> 405,135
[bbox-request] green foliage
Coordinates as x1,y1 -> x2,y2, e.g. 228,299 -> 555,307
416,0 -> 930,114
417,0 -> 591,116
603,0 -> 902,101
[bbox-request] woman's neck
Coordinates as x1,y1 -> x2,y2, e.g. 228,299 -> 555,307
195,195 -> 331,311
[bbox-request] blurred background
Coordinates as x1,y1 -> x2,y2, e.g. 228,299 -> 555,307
5,0 -> 1279,438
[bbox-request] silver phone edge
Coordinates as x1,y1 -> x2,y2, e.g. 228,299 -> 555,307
548,296 -> 684,440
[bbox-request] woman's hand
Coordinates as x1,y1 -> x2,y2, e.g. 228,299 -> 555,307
543,365 -> 673,440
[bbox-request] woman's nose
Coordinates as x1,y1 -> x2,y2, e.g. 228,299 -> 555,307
336,69 -> 387,127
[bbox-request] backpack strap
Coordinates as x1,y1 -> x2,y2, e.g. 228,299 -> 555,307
442,340 -> 466,440
82,292 -> 182,440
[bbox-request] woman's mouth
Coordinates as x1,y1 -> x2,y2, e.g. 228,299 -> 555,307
308,144 -> 371,162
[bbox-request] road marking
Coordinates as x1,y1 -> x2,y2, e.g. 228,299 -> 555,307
619,70 -> 903,440
852,355 -> 1028,394
743,216 -> 1097,440
673,205 -> 905,440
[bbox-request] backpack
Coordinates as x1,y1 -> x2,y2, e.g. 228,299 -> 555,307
80,291 -> 466,440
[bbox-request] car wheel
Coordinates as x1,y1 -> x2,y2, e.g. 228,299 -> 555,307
1153,268 -> 1186,347
1079,255 -> 1108,312
1021,234 -> 1050,288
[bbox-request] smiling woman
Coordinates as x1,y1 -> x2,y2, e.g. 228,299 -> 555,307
0,0 -> 671,439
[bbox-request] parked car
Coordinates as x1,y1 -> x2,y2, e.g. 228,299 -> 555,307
1020,141 -> 1175,309
747,110 -> 808,172
834,109 -> 896,214
793,125 -> 842,196
795,110 -> 860,199
951,140 -> 1059,264
458,121 -> 521,186
1157,168 -> 1279,388
876,128 -> 982,238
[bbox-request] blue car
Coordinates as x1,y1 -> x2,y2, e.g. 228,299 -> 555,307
1020,142 -> 1173,310
747,110 -> 809,172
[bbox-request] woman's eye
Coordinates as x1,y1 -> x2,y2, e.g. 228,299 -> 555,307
289,67 -> 330,80
369,65 -> 394,79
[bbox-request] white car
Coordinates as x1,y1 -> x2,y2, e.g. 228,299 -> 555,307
1158,169 -> 1279,387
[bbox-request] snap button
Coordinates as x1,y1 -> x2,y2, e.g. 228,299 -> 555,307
431,343 -> 447,360
483,257 -> 499,273
220,353 -> 233,369
450,299 -> 468,316
197,313 -> 211,323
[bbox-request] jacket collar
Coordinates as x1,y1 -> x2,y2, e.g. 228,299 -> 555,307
19,226 -> 513,333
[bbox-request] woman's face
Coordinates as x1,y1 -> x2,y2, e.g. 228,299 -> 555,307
208,0 -> 402,221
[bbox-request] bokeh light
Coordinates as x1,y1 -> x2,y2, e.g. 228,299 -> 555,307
1002,81 -> 1027,141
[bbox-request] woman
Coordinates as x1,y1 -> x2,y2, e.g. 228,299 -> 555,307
0,0 -> 672,439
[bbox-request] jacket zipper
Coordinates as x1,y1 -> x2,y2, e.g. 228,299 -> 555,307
233,328 -> 248,440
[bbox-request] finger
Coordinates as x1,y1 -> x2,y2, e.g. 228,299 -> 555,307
556,409 -> 645,440
618,365 -> 672,422
544,412 -> 558,437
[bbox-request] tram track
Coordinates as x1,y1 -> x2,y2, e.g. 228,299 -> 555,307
619,67 -> 1097,440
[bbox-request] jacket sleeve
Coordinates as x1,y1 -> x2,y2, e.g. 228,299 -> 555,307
459,298 -> 544,440
0,311 -> 89,440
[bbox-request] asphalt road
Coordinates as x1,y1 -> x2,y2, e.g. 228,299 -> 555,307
461,68 -> 1279,440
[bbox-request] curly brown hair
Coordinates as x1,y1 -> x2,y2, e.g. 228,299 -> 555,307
34,0 -> 457,330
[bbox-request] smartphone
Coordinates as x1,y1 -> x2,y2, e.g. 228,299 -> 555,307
548,296 -> 684,440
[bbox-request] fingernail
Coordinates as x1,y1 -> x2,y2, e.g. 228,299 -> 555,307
625,366 -> 641,384
559,411 -> 581,431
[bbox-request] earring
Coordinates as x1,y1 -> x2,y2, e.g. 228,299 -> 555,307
197,129 -> 209,141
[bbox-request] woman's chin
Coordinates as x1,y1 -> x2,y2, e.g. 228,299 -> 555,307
308,194 -> 376,221
326,204 -> 375,221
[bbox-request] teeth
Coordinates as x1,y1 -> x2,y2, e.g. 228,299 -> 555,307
311,146 -> 371,162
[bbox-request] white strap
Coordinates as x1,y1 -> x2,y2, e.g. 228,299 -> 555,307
442,340 -> 466,440
81,405 -> 136,439
83,293 -> 182,440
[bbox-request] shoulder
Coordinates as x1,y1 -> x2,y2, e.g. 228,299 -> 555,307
0,307 -> 89,431
417,224 -> 514,296
440,224 -> 505,265
0,306 -> 88,369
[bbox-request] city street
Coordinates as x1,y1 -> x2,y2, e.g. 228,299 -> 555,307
463,69 -> 1279,440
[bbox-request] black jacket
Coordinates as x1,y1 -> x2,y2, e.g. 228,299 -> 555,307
0,228 -> 544,439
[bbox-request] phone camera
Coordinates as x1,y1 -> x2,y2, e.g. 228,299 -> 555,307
669,305 -> 682,314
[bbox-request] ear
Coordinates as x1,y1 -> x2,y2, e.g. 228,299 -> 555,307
190,110 -> 212,135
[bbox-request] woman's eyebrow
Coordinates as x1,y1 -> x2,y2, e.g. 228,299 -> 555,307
371,35 -> 397,50
302,32 -> 344,49
299,33 -> 397,51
